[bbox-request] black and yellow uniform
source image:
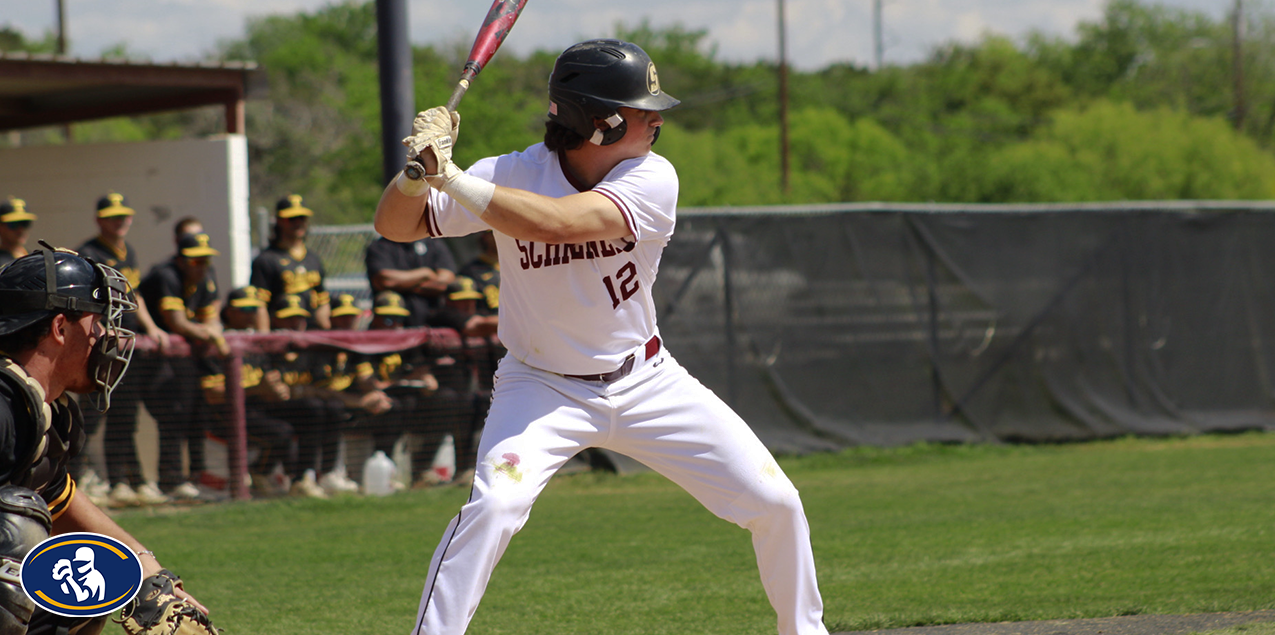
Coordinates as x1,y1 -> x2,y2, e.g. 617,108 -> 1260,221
250,246 -> 329,325
0,359 -> 82,521
198,356 -> 296,478
0,358 -> 110,634
458,254 -> 500,317
76,238 -> 142,331
138,261 -> 220,489
0,198 -> 34,268
255,350 -> 347,479
75,238 -> 149,487
351,347 -> 474,480
138,260 -> 219,327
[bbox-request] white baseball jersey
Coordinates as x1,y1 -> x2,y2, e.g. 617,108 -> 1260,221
423,142 -> 675,375
410,141 -> 828,635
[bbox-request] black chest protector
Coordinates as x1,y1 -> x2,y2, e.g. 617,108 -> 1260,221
0,357 -> 84,493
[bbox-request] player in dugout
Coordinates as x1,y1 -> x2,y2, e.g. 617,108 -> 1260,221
137,232 -> 230,499
0,197 -> 35,267
251,195 -> 331,330
266,294 -> 391,496
200,287 -> 296,498
375,39 -> 828,635
77,193 -> 173,507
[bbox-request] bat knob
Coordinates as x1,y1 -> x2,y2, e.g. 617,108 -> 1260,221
404,161 -> 426,181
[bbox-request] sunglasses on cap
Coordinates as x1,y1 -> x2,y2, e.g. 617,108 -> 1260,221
4,221 -> 32,230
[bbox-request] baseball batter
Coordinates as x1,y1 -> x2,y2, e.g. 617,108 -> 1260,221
375,39 -> 828,635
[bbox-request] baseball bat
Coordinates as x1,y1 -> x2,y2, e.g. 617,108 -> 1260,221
405,0 -> 529,179
446,0 -> 529,110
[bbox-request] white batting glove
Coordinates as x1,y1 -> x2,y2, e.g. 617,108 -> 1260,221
402,106 -> 460,164
397,107 -> 461,196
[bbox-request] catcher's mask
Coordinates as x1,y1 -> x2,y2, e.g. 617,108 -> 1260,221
548,39 -> 680,146
0,242 -> 137,412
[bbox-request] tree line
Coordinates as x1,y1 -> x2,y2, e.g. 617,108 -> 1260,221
3,0 -> 1275,224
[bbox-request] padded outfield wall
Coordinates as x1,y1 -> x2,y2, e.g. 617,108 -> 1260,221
654,202 -> 1275,454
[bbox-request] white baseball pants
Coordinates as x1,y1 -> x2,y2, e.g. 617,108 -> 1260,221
411,349 -> 829,635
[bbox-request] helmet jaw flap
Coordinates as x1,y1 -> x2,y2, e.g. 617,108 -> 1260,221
548,39 -> 681,146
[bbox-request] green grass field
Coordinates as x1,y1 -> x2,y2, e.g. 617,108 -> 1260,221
112,432 -> 1275,634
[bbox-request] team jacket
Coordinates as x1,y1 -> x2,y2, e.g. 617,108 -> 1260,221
250,245 -> 330,318
138,260 -> 219,330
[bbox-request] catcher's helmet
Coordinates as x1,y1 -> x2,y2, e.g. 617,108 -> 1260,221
548,39 -> 680,146
0,245 -> 137,411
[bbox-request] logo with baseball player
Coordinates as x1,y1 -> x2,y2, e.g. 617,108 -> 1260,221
20,533 -> 144,617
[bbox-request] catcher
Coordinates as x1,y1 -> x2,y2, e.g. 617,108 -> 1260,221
0,247 -> 213,635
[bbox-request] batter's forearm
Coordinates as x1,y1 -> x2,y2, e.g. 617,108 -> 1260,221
481,187 -> 630,244
375,181 -> 434,241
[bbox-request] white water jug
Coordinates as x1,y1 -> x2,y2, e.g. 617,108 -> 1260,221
431,434 -> 456,482
362,451 -> 396,496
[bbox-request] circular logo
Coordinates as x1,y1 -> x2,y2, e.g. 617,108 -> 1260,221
647,62 -> 661,96
20,533 -> 143,617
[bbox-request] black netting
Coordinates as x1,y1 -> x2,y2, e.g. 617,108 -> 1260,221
654,204 -> 1275,452
83,329 -> 502,500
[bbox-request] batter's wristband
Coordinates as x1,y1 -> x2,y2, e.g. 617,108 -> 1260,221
395,169 -> 430,197
440,173 -> 495,217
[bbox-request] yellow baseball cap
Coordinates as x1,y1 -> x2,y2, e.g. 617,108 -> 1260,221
272,294 -> 312,319
448,277 -> 485,301
227,286 -> 265,310
0,198 -> 36,223
331,294 -> 362,317
372,291 -> 411,317
275,194 -> 314,219
178,233 -> 220,258
96,192 -> 135,218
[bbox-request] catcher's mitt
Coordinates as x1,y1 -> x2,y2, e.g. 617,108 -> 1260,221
117,569 -> 218,635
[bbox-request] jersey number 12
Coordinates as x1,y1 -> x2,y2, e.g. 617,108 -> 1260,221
603,262 -> 639,309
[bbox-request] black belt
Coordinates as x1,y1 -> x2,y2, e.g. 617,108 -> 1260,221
564,335 -> 661,382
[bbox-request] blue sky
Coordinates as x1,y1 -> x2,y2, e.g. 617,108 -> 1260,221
0,0 -> 1236,71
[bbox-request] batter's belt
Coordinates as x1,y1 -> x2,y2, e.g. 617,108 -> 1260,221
563,335 -> 661,383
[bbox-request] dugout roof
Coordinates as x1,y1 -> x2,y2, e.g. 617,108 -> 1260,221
0,52 -> 266,133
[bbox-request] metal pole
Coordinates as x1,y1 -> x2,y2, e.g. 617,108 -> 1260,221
925,246 -> 942,421
56,0 -> 72,142
55,0 -> 67,55
873,0 -> 884,70
777,0 -> 791,194
225,352 -> 251,500
377,0 -> 415,185
1232,0 -> 1245,129
720,228 -> 738,407
256,206 -> 271,252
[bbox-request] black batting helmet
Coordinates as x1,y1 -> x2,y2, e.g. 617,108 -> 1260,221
0,245 -> 137,411
548,39 -> 680,146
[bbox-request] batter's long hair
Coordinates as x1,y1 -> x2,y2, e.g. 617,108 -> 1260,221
544,120 -> 584,152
